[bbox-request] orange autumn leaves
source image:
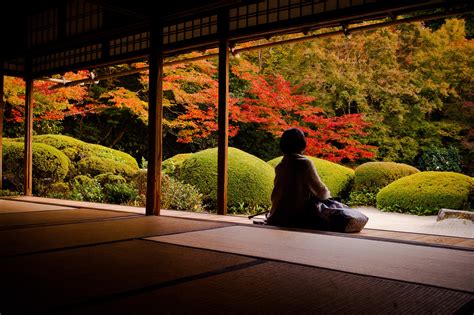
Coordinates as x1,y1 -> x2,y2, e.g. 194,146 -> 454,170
161,57 -> 374,162
4,56 -> 375,162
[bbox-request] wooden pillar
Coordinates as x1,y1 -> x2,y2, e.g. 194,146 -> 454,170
0,75 -> 4,190
24,76 -> 33,196
145,25 -> 164,216
217,12 -> 230,215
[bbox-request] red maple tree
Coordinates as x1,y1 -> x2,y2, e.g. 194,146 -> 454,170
238,72 -> 375,162
4,71 -> 89,122
164,57 -> 376,162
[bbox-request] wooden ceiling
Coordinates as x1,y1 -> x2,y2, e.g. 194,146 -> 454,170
0,0 -> 471,77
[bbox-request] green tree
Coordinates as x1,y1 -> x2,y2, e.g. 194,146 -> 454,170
245,18 -> 473,169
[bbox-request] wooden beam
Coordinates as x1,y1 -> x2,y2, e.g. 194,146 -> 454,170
45,7 -> 467,91
0,75 -> 4,190
145,25 -> 164,216
217,12 -> 230,216
44,8 -> 473,90
24,77 -> 33,196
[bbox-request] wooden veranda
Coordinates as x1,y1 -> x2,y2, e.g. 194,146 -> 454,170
0,1 -> 473,312
0,0 -> 473,215
0,197 -> 473,313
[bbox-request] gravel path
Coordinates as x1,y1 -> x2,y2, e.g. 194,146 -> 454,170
356,207 -> 474,238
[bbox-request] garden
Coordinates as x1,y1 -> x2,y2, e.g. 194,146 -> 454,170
1,18 -> 473,217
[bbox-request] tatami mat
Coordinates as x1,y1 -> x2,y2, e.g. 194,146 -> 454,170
0,216 -> 231,257
66,261 -> 473,314
0,240 -> 256,313
0,199 -> 76,214
358,229 -> 474,249
5,196 -> 145,214
0,208 -> 139,229
149,226 -> 474,292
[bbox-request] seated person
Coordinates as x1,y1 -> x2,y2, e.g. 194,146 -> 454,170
267,128 -> 331,227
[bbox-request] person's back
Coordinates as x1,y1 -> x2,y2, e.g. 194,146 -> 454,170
266,128 -> 330,227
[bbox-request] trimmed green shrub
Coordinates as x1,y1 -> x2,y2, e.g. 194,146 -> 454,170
4,135 -> 140,200
87,143 -> 139,169
3,140 -> 28,190
354,162 -> 420,192
349,162 -> 419,206
267,156 -> 354,198
179,147 -> 275,211
33,134 -> 139,178
46,182 -> 71,199
32,134 -> 88,161
377,172 -> 473,215
77,156 -> 136,178
162,153 -> 192,176
131,170 -> 204,211
103,182 -> 138,204
94,173 -> 126,185
70,176 -> 104,202
3,140 -> 70,193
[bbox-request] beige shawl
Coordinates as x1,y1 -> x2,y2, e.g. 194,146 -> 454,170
267,154 -> 330,225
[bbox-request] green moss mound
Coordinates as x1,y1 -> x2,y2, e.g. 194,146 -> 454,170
354,162 -> 419,192
267,156 -> 354,198
162,153 -> 192,176
87,143 -> 138,169
377,172 -> 473,215
31,134 -> 139,179
178,147 -> 275,210
3,140 -> 70,193
77,156 -> 136,178
4,134 -> 139,196
32,135 -> 87,161
94,173 -> 126,185
33,134 -> 138,169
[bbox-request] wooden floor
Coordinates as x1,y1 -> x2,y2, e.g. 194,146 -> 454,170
0,198 -> 473,314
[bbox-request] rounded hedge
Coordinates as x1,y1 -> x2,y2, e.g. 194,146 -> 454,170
94,173 -> 126,185
32,134 -> 88,161
33,134 -> 138,169
32,134 -> 139,179
354,162 -> 419,192
3,140 -> 70,192
267,156 -> 354,198
377,171 -> 473,215
87,143 -> 138,169
77,156 -> 136,178
162,153 -> 192,176
179,147 -> 275,210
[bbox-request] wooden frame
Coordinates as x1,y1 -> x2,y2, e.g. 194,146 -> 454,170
217,11 -> 230,215
0,75 -> 3,190
4,0 -> 470,79
145,24 -> 164,216
24,76 -> 33,196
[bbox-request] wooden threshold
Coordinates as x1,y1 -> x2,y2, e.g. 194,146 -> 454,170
2,197 -> 472,250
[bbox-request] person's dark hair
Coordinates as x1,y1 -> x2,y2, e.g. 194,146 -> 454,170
280,128 -> 306,155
